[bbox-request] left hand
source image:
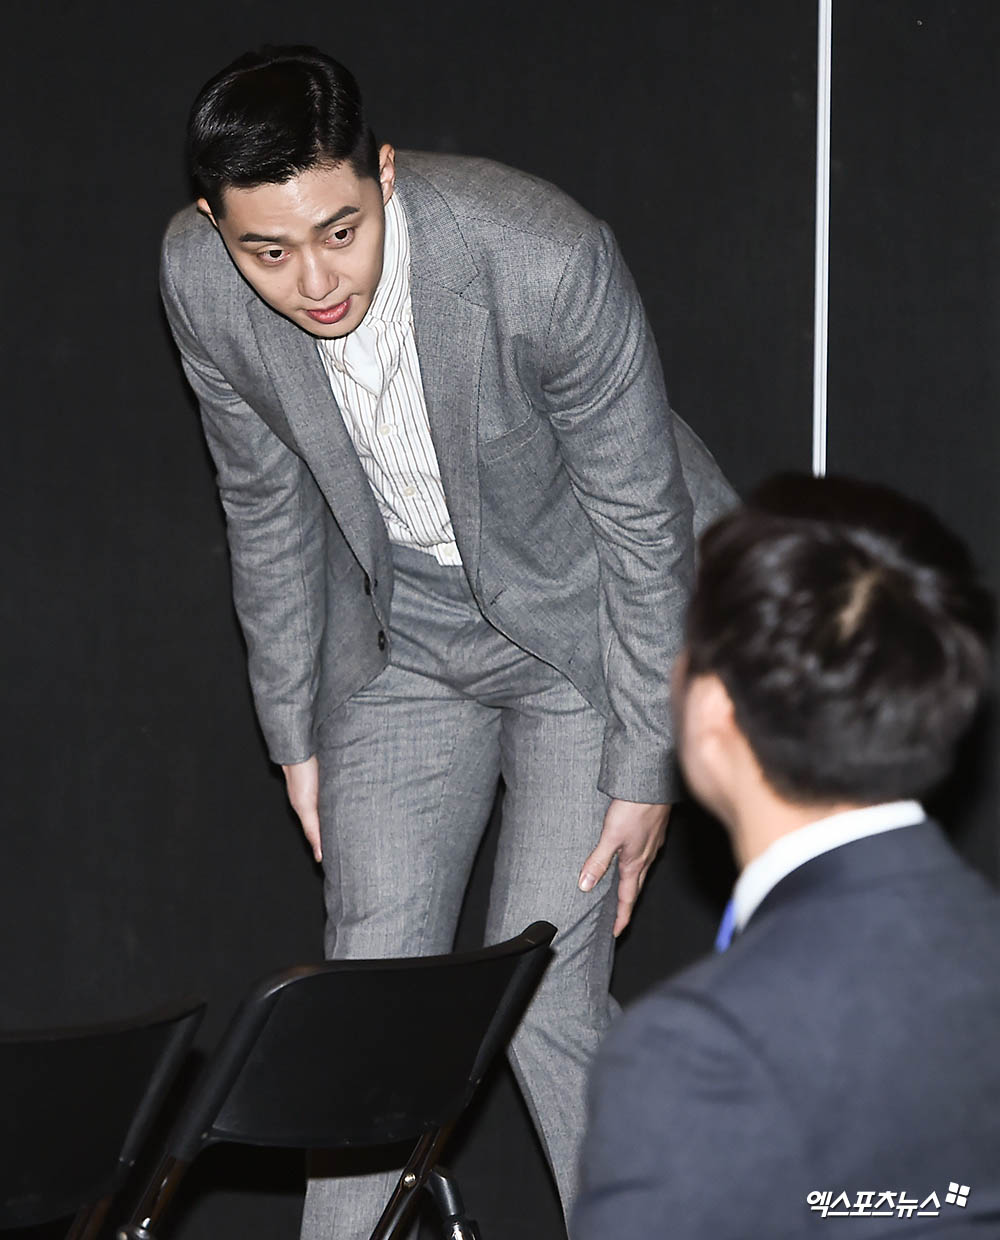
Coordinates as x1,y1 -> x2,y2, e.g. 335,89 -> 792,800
578,799 -> 672,937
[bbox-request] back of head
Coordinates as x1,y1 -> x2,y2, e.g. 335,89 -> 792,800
187,45 -> 379,217
686,473 -> 995,805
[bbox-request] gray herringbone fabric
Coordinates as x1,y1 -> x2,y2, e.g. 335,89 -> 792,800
159,152 -> 739,1234
160,152 -> 738,805
303,545 -> 617,1236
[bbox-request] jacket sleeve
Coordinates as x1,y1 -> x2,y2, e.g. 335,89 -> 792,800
540,219 -> 694,803
160,243 -> 327,765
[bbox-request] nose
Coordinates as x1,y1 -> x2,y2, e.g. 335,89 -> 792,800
298,249 -> 338,302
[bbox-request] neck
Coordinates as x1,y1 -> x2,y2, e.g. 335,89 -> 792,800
720,776 -> 867,870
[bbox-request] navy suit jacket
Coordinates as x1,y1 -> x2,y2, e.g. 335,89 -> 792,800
575,821 -> 1000,1237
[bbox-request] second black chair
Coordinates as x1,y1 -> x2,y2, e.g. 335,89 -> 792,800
118,920 -> 556,1240
0,999 -> 204,1239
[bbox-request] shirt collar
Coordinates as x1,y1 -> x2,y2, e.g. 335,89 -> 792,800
732,800 -> 926,932
366,190 -> 410,324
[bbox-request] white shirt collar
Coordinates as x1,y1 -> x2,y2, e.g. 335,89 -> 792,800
732,800 -> 926,932
318,192 -> 412,392
366,190 -> 410,324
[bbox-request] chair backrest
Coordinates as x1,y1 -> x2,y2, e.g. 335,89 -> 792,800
168,922 -> 556,1159
0,999 -> 204,1229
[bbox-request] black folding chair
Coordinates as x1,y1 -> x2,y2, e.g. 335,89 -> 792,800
117,921 -> 556,1240
0,999 -> 204,1238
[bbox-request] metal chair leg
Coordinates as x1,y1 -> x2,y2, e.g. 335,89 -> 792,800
116,1154 -> 190,1240
424,1166 -> 482,1240
65,1196 -> 112,1240
369,1128 -> 451,1240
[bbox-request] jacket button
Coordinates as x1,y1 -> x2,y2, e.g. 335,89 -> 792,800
377,630 -> 387,651
363,574 -> 372,595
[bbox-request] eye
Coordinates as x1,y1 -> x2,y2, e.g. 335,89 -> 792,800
328,226 -> 354,247
257,247 -> 287,266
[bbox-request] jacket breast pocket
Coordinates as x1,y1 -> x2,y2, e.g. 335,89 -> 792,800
478,416 -> 542,463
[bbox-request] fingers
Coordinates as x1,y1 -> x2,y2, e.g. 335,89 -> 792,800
579,800 -> 672,936
282,756 -> 322,863
578,839 -> 648,934
612,855 -> 648,937
298,803 -> 323,864
579,842 -> 616,894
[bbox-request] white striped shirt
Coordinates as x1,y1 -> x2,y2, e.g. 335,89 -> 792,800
315,192 -> 461,566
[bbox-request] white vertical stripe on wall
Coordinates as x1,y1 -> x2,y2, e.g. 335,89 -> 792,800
813,0 -> 833,476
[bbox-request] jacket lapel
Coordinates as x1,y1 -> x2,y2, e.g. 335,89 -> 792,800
248,298 -> 385,573
397,161 -> 488,580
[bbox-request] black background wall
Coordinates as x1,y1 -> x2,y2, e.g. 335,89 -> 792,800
828,1 -> 999,880
1,3 -> 995,1238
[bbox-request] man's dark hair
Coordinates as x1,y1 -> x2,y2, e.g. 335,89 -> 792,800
685,473 -> 995,805
187,45 -> 380,217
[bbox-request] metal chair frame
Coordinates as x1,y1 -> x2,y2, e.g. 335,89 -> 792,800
118,921 -> 555,1240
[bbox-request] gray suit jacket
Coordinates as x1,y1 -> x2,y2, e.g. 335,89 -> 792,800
160,153 -> 736,802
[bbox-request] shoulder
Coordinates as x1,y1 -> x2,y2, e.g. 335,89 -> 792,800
162,203 -> 225,268
395,150 -> 631,336
396,150 -> 599,246
159,203 -> 250,333
593,930 -> 848,1115
653,842 -> 1000,1085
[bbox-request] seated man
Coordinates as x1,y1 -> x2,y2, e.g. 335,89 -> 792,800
574,473 -> 1000,1238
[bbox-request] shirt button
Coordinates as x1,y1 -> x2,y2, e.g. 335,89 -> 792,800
377,424 -> 395,436
377,630 -> 387,651
402,485 -> 416,497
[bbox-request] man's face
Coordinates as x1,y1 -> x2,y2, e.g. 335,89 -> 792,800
200,145 -> 396,339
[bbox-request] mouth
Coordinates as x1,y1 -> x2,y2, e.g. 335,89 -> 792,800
305,297 -> 352,325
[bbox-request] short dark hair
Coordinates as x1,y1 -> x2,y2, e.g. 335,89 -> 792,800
686,473 -> 995,805
187,45 -> 380,217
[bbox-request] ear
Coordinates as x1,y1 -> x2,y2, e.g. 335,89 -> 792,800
684,674 -> 739,768
196,197 -> 219,230
686,673 -> 737,749
676,673 -> 743,822
378,144 -> 397,205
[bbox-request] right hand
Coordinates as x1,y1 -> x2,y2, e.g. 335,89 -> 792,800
281,755 -> 322,862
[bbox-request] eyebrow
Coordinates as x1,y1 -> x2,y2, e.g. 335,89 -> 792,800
237,204 -> 362,245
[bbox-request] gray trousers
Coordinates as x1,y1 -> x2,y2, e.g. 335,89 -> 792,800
301,545 -> 618,1239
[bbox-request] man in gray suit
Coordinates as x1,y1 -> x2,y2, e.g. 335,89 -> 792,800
161,44 -> 734,1236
